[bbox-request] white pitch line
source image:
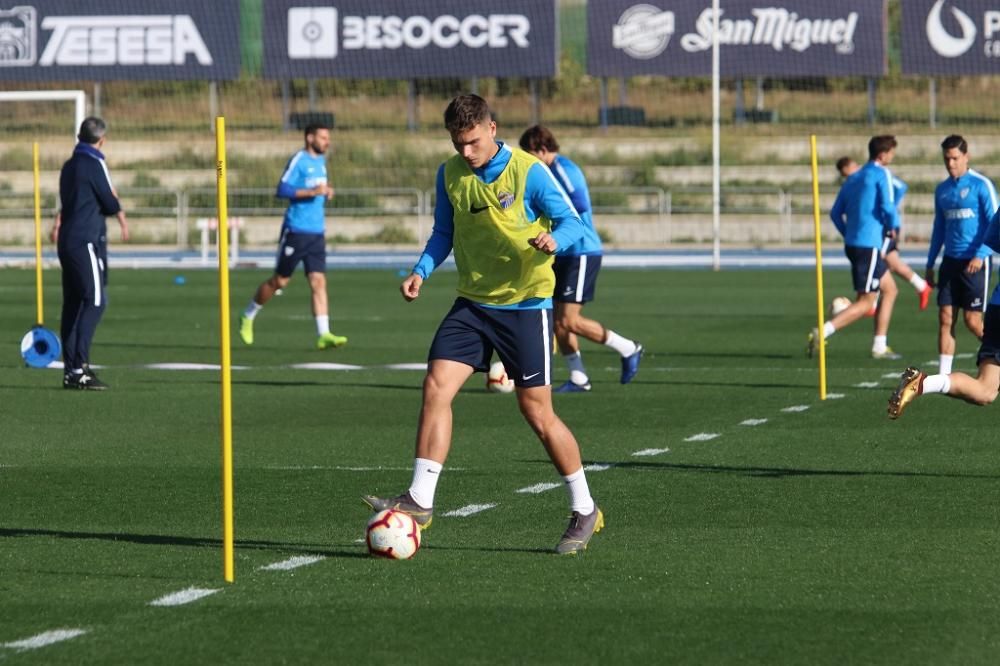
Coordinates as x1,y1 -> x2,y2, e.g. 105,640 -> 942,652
631,448 -> 670,457
684,432 -> 719,442
381,363 -> 428,370
826,393 -> 846,399
740,418 -> 768,426
258,555 -> 325,572
956,353 -> 974,359
781,405 -> 810,413
149,587 -> 220,607
288,362 -> 364,371
2,628 -> 87,651
516,482 -> 561,494
263,465 -> 468,472
583,463 -> 614,472
442,503 -> 497,518
853,382 -> 880,388
882,373 -> 900,378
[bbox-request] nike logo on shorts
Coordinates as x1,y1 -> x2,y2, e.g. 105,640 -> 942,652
522,372 -> 541,381
470,204 -> 490,214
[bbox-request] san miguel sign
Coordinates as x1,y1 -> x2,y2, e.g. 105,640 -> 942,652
588,0 -> 887,77
902,0 -> 1000,74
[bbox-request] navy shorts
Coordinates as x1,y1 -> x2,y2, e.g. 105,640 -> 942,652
554,255 -> 602,303
881,235 -> 897,256
937,256 -> 989,311
428,298 -> 553,388
275,230 -> 326,277
976,305 -> 1000,366
845,245 -> 886,294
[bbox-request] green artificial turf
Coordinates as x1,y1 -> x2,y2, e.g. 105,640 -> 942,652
1,267 -> 998,664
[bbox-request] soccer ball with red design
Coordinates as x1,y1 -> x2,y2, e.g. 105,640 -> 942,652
830,296 -> 852,316
486,361 -> 515,393
366,509 -> 421,559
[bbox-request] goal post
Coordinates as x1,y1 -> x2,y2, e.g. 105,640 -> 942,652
0,90 -> 86,138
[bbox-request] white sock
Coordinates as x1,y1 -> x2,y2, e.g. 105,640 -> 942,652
604,330 -> 637,357
938,354 -> 954,375
244,300 -> 263,320
564,351 -> 589,385
316,315 -> 330,336
823,321 -> 836,338
407,457 -> 442,509
872,335 -> 888,354
562,467 -> 595,515
910,274 -> 928,291
922,374 -> 951,395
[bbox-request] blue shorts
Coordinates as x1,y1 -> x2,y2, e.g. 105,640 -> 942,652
275,230 -> 326,277
554,254 -> 602,303
428,298 -> 553,388
937,256 -> 989,311
844,245 -> 886,294
881,235 -> 897,256
977,306 -> 1000,366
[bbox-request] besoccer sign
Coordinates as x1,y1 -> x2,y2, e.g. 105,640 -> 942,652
0,0 -> 239,81
588,0 -> 886,77
262,0 -> 557,79
902,0 -> 1000,74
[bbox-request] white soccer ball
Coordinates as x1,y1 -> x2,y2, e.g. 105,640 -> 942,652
486,361 -> 515,393
831,296 -> 852,316
366,509 -> 421,560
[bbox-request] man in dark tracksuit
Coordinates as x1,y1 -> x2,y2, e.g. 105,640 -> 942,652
55,117 -> 128,390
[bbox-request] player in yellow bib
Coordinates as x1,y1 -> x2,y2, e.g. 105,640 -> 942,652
364,95 -> 604,554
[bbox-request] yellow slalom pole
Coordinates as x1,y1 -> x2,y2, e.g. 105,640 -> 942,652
810,135 -> 827,400
216,116 -> 235,583
33,142 -> 44,325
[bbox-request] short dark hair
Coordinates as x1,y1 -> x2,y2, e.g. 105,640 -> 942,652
835,156 -> 855,173
304,123 -> 329,140
444,94 -> 492,134
78,117 -> 107,145
868,135 -> 897,161
519,125 -> 559,154
941,134 -> 968,154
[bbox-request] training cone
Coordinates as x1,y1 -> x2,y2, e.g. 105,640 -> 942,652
20,326 -> 60,368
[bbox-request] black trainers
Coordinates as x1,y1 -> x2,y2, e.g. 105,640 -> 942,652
64,368 -> 108,391
555,505 -> 605,555
362,491 -> 433,529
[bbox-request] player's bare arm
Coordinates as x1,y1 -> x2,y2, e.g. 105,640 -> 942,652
117,211 -> 129,242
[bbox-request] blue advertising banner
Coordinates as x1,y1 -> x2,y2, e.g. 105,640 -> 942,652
262,0 -> 557,79
587,0 -> 886,78
902,0 -> 1000,74
0,1 -> 241,81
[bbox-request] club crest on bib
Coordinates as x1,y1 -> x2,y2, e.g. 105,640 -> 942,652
498,191 -> 515,209
960,188 -> 970,199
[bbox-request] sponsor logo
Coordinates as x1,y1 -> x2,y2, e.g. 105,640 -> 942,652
497,191 -> 515,209
470,204 -> 490,214
972,297 -> 983,307
0,6 -> 36,65
926,0 -> 976,58
286,7 -> 531,58
521,371 -> 541,381
870,277 -> 881,290
284,246 -> 295,256
680,7 -> 858,54
944,208 -> 976,220
612,4 -> 674,59
38,14 -> 213,66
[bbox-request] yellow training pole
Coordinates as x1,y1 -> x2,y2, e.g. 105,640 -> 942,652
810,135 -> 827,400
33,142 -> 43,325
216,116 -> 235,583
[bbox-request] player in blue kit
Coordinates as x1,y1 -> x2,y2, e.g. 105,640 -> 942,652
239,123 -> 347,350
810,136 -> 902,359
924,135 -> 998,375
836,157 -> 932,314
518,125 -> 643,392
889,209 -> 1000,419
363,95 -> 604,554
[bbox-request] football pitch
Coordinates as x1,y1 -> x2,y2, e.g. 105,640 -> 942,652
2,266 -> 999,664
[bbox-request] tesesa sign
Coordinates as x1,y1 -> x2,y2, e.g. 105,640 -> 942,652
0,1 -> 240,80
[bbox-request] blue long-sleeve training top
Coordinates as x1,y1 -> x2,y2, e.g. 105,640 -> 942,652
275,149 -> 328,234
547,155 -> 602,257
927,169 -> 998,268
58,143 -> 120,249
412,141 -> 585,309
829,161 -> 898,248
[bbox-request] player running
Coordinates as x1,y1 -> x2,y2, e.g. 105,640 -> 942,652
923,135 -> 997,375
238,123 -> 347,350
518,125 -> 643,392
363,95 -> 603,555
810,136 -> 902,360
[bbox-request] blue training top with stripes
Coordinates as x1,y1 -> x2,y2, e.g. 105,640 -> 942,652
276,150 -> 328,234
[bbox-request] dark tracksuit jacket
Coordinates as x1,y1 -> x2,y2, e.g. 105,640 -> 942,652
58,143 -> 121,371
